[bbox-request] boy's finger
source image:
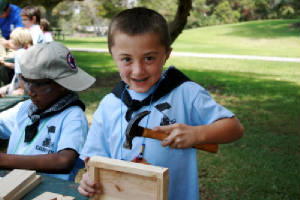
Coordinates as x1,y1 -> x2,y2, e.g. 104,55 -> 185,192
84,157 -> 90,165
153,124 -> 173,132
78,185 -> 95,197
84,157 -> 90,170
161,135 -> 175,146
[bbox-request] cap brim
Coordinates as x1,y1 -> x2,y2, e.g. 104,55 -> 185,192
54,68 -> 95,91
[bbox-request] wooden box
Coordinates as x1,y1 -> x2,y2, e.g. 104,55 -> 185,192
88,156 -> 169,200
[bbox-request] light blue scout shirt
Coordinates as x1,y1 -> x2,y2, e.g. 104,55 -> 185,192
0,99 -> 88,181
80,76 -> 234,200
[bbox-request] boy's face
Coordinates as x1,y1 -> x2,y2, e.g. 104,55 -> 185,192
111,32 -> 172,93
22,78 -> 67,110
21,15 -> 35,29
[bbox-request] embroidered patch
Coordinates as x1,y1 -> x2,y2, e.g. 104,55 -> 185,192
66,52 -> 77,70
47,126 -> 56,133
155,102 -> 176,126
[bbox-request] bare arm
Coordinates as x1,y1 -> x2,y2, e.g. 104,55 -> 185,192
155,117 -> 244,149
0,149 -> 78,174
0,60 -> 14,69
0,38 -> 11,49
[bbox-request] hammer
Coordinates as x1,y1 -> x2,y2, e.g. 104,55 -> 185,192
123,111 -> 218,153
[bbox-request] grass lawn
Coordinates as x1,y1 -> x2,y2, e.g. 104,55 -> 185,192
74,50 -> 299,199
60,19 -> 300,58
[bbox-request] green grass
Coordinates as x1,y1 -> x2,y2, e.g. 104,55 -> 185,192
172,19 -> 300,57
61,19 -> 300,58
73,50 -> 299,199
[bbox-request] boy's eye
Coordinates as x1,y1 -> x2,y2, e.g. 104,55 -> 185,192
121,57 -> 131,62
145,56 -> 154,62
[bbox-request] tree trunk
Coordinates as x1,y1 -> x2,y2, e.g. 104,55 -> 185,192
45,4 -> 57,27
168,0 -> 192,44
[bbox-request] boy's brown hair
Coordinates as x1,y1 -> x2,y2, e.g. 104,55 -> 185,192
108,7 -> 171,53
21,5 -> 41,24
40,18 -> 50,32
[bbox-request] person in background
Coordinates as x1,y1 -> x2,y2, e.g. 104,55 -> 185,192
40,18 -> 54,42
0,27 -> 32,97
0,0 -> 24,86
21,5 -> 44,45
0,41 -> 95,181
78,7 -> 244,199
0,0 -> 23,41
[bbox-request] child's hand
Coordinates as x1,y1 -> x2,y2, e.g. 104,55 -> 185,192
77,157 -> 102,197
153,123 -> 199,149
11,88 -> 25,96
0,59 -> 6,66
78,171 -> 102,197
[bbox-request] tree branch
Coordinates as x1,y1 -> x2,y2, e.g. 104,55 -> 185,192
168,0 -> 192,44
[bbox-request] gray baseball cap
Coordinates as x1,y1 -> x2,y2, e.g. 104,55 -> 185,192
20,41 -> 96,91
0,0 -> 8,15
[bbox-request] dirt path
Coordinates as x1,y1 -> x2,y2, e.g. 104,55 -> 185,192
69,47 -> 300,63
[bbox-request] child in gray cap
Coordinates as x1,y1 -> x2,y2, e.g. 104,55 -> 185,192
0,41 -> 95,181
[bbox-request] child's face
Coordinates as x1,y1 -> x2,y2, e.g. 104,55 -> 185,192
23,78 -> 67,110
21,15 -> 35,29
111,32 -> 172,93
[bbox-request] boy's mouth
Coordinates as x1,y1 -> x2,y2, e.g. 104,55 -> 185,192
132,77 -> 148,82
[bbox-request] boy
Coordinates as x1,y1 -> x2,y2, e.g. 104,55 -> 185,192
0,27 -> 32,96
21,5 -> 44,45
40,18 -> 54,42
0,41 -> 95,181
78,7 -> 243,199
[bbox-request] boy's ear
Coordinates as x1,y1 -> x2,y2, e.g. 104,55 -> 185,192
32,16 -> 37,24
165,48 -> 173,61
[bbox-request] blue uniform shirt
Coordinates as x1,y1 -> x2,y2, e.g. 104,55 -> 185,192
0,100 -> 89,181
0,4 -> 24,39
80,74 -> 235,200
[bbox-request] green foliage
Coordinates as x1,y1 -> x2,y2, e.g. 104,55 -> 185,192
211,1 -> 240,24
96,0 -> 125,19
137,0 -> 177,22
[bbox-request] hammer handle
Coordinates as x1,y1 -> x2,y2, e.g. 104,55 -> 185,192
143,128 -> 218,153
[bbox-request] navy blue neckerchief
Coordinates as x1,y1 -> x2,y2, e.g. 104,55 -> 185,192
111,66 -> 190,122
24,92 -> 85,143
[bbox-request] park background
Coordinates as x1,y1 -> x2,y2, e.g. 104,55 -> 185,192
2,0 -> 300,199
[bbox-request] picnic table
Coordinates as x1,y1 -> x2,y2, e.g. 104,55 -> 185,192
0,95 -> 29,112
0,170 -> 88,199
52,28 -> 67,40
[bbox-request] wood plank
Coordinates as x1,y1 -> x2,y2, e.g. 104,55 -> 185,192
88,156 -> 168,178
10,175 -> 42,200
0,169 -> 36,200
88,156 -> 169,200
32,191 -> 75,200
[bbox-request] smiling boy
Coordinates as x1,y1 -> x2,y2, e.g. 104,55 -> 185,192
78,7 -> 243,199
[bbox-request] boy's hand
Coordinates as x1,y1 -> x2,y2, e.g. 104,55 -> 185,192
153,123 -> 199,149
77,157 -> 102,197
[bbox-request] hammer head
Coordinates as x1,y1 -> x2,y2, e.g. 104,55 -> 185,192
123,110 -> 150,149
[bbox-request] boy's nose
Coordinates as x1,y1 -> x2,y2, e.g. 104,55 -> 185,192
132,61 -> 144,75
27,88 -> 36,98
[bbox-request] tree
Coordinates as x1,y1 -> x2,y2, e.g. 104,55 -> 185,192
136,0 -> 193,44
168,0 -> 192,44
10,0 -> 81,27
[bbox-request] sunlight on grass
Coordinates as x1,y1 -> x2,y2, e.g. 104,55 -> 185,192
172,19 -> 300,57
